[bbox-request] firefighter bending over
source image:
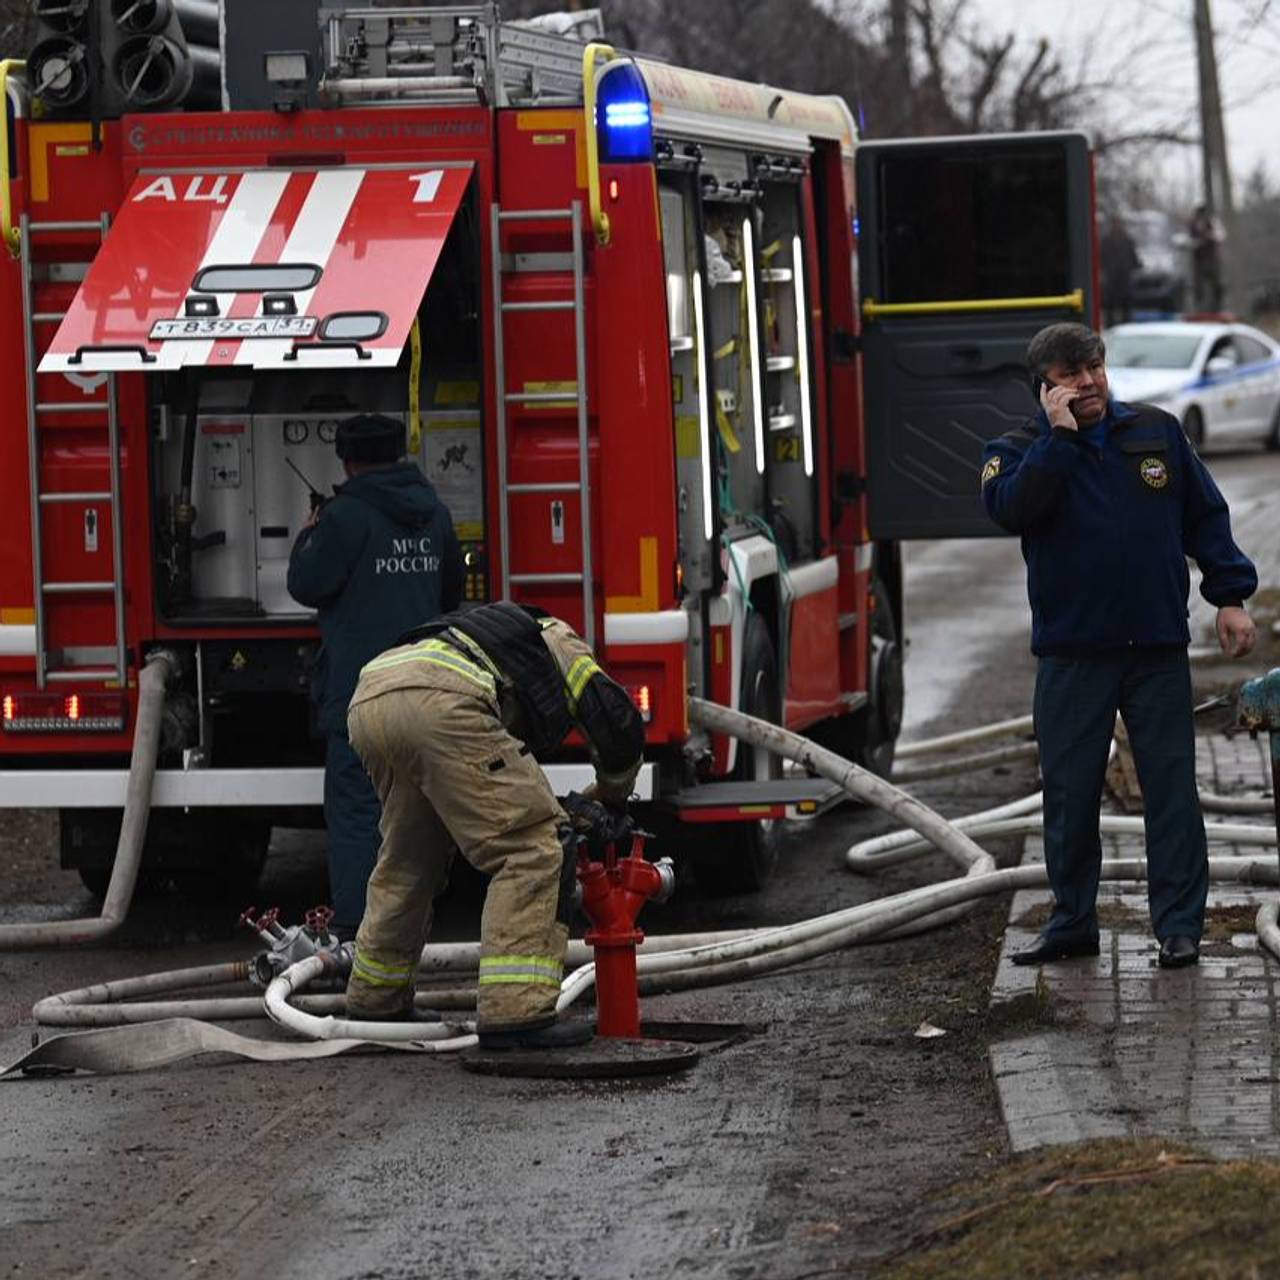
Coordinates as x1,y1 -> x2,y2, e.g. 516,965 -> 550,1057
287,414 -> 464,938
344,601 -> 645,1050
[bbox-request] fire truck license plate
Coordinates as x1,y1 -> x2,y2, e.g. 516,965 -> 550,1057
148,317 -> 319,340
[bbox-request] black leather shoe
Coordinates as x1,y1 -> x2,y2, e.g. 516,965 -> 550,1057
1158,935 -> 1199,968
1010,933 -> 1101,966
477,1018 -> 594,1051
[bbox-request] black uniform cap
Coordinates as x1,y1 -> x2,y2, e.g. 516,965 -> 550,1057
334,413 -> 406,464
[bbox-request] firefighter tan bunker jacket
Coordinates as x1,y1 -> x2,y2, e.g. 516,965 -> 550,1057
344,603 -> 645,1027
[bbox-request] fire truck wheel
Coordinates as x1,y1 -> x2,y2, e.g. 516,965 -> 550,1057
691,614 -> 783,895
77,865 -> 175,899
859,578 -> 904,778
812,577 -> 902,778
75,816 -> 270,903
169,817 -> 271,902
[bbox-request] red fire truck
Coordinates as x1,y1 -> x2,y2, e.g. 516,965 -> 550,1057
0,3 -> 1097,896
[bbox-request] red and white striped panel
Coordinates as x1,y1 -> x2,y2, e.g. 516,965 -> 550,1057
39,164 -> 474,373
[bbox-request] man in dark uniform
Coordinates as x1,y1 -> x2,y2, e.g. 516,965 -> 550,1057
1189,204 -> 1226,312
344,602 -> 645,1049
287,413 -> 464,938
981,323 -> 1257,969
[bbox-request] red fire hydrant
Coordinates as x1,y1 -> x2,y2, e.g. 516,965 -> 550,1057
577,831 -> 674,1038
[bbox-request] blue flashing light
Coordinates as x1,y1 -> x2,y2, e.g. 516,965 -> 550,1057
605,101 -> 651,128
597,62 -> 653,164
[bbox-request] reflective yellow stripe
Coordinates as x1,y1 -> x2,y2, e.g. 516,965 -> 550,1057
442,627 -> 502,678
565,655 -> 601,711
478,954 -> 563,985
352,950 -> 415,978
478,973 -> 563,987
479,954 -> 563,970
361,640 -> 496,695
352,953 -> 416,988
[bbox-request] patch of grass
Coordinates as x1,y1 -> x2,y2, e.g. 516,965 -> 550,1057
880,1137 -> 1280,1279
1203,903 -> 1261,943
1009,903 -> 1260,948
893,971 -> 1068,1062
980,982 -> 1063,1041
1013,902 -> 1145,933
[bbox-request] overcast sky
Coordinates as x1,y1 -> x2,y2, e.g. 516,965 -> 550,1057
962,0 -> 1278,189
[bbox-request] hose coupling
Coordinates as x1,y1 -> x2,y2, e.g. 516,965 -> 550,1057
243,905 -> 348,988
651,856 -> 676,904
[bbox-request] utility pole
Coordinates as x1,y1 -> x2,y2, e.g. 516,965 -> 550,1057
887,0 -> 911,133
1193,0 -> 1234,310
1193,0 -> 1234,220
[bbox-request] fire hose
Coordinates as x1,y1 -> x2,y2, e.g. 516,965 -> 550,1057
0,649 -> 177,950
9,695 -> 1280,1073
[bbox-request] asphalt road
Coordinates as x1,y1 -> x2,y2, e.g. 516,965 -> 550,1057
1,447 -> 1272,1280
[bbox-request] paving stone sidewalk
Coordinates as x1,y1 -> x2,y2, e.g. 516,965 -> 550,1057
989,731 -> 1280,1158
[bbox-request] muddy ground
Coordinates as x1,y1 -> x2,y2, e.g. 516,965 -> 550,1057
0,656 -> 1040,1278
1,450 -> 1273,1279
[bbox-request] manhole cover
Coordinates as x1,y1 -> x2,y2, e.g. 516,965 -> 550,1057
461,1036 -> 699,1079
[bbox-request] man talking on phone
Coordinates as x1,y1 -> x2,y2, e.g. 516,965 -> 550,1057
980,322 -> 1257,969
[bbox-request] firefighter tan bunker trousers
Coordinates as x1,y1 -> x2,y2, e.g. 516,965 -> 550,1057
345,676 -> 568,1029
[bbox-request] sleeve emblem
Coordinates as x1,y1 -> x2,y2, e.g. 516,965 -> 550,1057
980,455 -> 1002,486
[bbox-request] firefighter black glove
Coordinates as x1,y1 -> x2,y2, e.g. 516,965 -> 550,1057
560,790 -> 634,855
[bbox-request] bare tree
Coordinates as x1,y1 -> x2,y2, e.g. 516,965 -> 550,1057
501,0 -> 1098,139
0,1 -> 36,57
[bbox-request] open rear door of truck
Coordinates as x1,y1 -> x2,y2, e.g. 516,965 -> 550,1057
856,132 -> 1095,539
38,164 -> 474,374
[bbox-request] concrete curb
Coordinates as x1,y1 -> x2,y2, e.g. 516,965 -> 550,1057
988,732 -> 1280,1157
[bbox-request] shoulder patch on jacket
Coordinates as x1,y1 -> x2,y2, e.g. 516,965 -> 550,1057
981,455 -> 1002,486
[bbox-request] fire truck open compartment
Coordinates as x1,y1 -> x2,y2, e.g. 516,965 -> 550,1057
145,178 -> 485,628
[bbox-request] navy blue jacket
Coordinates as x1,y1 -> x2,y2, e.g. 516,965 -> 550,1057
287,462 -> 464,733
980,400 -> 1256,656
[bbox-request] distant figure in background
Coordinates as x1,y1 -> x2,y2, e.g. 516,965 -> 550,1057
1189,204 -> 1226,312
1100,216 -> 1140,326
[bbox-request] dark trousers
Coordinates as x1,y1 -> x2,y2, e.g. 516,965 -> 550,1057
324,731 -> 383,929
1034,647 -> 1208,943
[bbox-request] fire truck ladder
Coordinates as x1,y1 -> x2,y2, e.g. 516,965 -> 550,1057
19,212 -> 128,690
489,200 -> 595,649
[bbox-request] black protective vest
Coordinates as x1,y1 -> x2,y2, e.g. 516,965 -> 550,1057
400,602 -> 573,754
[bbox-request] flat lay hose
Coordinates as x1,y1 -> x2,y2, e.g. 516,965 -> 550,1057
14,700 -> 1280,1069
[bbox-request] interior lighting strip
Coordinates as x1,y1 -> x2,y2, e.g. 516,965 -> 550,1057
691,267 -> 715,541
742,216 -> 765,475
792,233 -> 814,477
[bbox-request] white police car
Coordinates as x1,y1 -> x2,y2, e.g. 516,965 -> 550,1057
1104,321 -> 1280,450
